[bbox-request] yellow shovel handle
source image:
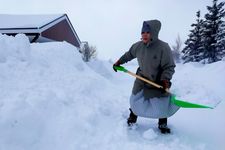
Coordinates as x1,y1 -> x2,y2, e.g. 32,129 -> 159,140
126,71 -> 171,94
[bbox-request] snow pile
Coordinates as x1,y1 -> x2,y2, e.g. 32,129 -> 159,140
172,62 -> 225,107
0,34 -> 30,62
142,129 -> 158,140
0,34 -> 224,150
86,59 -> 114,79
0,34 -> 124,150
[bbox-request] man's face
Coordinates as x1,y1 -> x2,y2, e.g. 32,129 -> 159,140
141,32 -> 151,44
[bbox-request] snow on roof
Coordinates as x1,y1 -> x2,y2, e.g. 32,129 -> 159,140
0,14 -> 81,48
0,14 -> 64,29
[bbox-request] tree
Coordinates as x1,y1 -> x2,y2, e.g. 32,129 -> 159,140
89,45 -> 97,60
81,42 -> 97,62
201,0 -> 225,63
216,17 -> 225,59
182,10 -> 204,63
171,34 -> 182,63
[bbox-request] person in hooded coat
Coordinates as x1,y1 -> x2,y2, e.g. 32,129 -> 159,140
113,20 -> 180,134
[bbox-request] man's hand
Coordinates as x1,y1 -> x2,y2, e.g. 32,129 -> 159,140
113,60 -> 121,72
159,80 -> 171,93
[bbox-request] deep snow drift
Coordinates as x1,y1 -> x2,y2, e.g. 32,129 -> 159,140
0,34 -> 224,150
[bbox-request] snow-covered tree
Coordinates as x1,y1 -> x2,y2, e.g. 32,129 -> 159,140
172,34 -> 182,63
182,10 -> 204,63
80,42 -> 97,62
201,0 -> 225,63
216,18 -> 225,60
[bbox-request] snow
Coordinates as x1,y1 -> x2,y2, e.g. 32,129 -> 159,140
0,34 -> 224,150
142,129 -> 158,140
172,62 -> 224,107
0,14 -> 63,28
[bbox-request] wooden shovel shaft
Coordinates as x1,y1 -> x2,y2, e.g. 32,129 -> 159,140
126,71 -> 171,94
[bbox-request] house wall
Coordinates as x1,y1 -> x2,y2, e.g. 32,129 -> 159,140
41,19 -> 80,48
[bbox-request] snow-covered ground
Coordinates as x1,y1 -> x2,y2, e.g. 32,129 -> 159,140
0,34 -> 224,150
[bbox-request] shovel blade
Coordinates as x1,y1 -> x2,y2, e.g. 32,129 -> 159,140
171,95 -> 214,109
114,66 -> 128,72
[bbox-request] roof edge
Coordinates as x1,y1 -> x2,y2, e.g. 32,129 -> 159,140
0,27 -> 38,30
64,14 -> 81,45
39,14 -> 65,29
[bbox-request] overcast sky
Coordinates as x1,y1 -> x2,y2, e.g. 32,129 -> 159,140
0,0 -> 214,60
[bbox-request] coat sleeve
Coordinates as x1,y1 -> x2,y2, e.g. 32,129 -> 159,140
160,44 -> 176,81
118,44 -> 137,65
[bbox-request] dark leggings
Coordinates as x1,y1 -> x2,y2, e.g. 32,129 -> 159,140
158,118 -> 167,125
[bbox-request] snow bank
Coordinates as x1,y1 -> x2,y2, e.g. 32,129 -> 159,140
0,34 -> 124,150
172,62 -> 225,107
0,34 -> 30,62
0,34 -> 224,150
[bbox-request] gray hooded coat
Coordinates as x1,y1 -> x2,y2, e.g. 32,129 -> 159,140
119,20 -> 176,99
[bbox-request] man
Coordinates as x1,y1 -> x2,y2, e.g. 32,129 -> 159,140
113,20 -> 179,134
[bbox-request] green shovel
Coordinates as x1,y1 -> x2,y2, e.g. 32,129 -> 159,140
114,66 -> 214,109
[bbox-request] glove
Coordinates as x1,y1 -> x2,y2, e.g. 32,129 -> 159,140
159,80 -> 171,93
113,60 -> 121,72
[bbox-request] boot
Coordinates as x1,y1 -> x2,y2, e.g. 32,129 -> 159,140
158,118 -> 171,134
127,108 -> 138,126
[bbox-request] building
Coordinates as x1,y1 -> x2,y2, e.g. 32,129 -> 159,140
0,14 -> 81,48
